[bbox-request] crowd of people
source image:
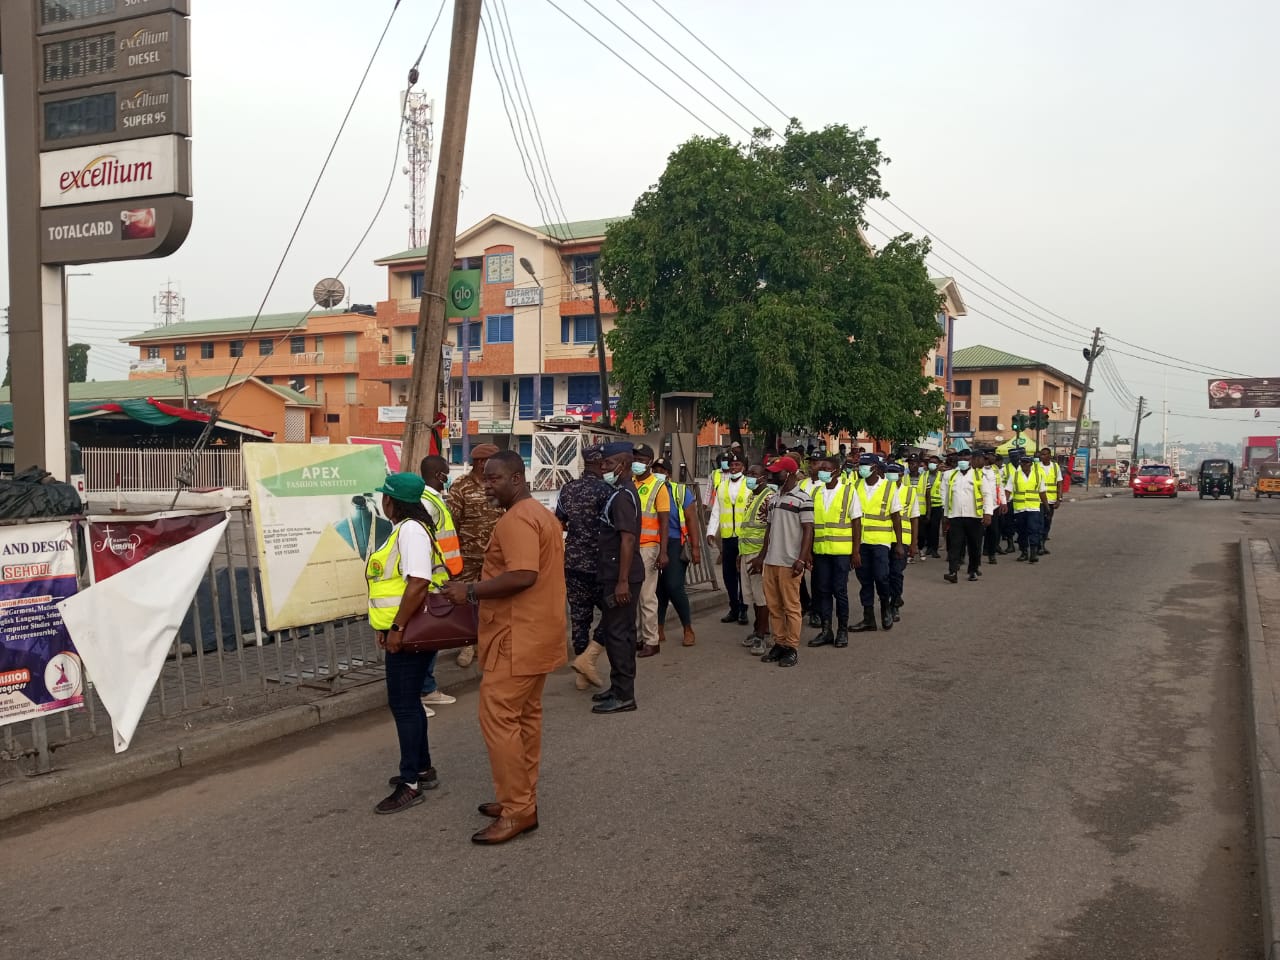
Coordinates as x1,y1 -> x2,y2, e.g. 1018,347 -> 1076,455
361,436 -> 1067,842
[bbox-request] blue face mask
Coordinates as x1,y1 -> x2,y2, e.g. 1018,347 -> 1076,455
631,461 -> 647,476
928,462 -> 938,472
817,469 -> 833,484
858,465 -> 872,479
719,460 -> 729,470
885,472 -> 901,484
603,471 -> 618,486
957,460 -> 971,472
745,476 -> 759,491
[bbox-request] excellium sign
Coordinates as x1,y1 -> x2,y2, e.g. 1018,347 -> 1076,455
39,134 -> 189,208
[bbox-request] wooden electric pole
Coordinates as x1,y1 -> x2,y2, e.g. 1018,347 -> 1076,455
590,267 -> 610,429
1070,327 -> 1103,484
1132,396 -> 1150,464
401,0 -> 484,470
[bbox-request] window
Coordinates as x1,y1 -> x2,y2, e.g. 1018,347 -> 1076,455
289,376 -> 305,393
314,336 -> 324,353
561,314 -> 597,344
501,381 -> 511,404
978,416 -> 999,432
952,411 -> 971,433
259,338 -> 274,356
457,323 -> 481,351
485,314 -> 514,344
517,376 -> 554,418
326,413 -> 340,424
200,342 -> 215,359
567,375 -> 598,406
485,252 -> 514,284
469,380 -> 485,403
290,335 -> 306,354
934,356 -> 944,378
173,343 -> 187,361
571,254 -> 598,285
979,378 -> 999,395
229,340 -> 245,358
410,271 -> 425,298
260,376 -> 273,384
953,379 -> 972,396
1017,377 -> 1030,386
146,346 -> 160,359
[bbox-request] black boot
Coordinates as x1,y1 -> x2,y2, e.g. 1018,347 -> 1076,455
1039,545 -> 1050,556
807,611 -> 822,628
890,597 -> 902,622
834,620 -> 849,648
850,606 -> 877,632
808,620 -> 834,647
880,601 -> 894,630
1017,548 -> 1028,561
987,553 -> 998,565
1029,546 -> 1040,564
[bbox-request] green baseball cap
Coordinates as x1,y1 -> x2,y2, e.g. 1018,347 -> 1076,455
376,471 -> 426,502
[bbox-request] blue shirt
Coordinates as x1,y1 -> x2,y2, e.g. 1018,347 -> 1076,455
665,481 -> 694,539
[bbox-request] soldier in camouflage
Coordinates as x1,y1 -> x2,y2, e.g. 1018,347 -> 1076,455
446,443 -> 505,667
555,445 -> 612,691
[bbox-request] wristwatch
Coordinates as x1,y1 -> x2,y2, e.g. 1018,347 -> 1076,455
389,623 -> 403,633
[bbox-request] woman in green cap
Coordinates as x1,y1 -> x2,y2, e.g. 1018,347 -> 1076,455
366,471 -> 449,814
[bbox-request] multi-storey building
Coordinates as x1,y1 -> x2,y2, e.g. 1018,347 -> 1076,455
950,345 -> 1086,448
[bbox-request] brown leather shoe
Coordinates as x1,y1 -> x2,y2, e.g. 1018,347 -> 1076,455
637,643 -> 660,658
478,802 -> 502,818
471,811 -> 539,845
682,626 -> 696,647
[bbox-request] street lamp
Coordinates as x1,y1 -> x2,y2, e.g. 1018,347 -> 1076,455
519,257 -> 544,421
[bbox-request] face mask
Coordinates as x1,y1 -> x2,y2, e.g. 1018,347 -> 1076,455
719,460 -> 729,470
885,472 -> 901,484
729,471 -> 743,481
957,460 -> 970,472
766,481 -> 781,492
858,465 -> 872,479
745,476 -> 759,491
653,472 -> 667,484
817,470 -> 833,483
631,461 -> 647,476
928,463 -> 938,472
603,471 -> 618,486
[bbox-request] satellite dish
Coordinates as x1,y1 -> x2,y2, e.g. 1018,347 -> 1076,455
313,277 -> 345,308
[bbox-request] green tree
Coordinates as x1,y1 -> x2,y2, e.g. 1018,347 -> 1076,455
600,124 -> 945,447
4,343 -> 90,386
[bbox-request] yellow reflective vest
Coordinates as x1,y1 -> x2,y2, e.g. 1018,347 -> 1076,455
422,486 -> 463,576
947,469 -> 984,516
738,486 -> 774,555
812,481 -> 856,556
857,480 -> 898,546
366,520 -> 450,631
1036,461 -> 1062,503
716,477 -> 752,538
1011,468 -> 1044,511
893,481 -> 919,546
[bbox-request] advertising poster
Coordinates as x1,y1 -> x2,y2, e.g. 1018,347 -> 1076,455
242,444 -> 390,631
85,510 -> 227,583
1207,378 -> 1280,409
0,521 -> 84,727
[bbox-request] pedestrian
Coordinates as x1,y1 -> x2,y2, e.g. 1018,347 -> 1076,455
998,452 -> 1018,554
651,457 -> 701,649
884,460 -> 918,623
631,443 -> 671,659
447,443 -> 504,668
440,452 -> 566,845
366,472 -> 450,815
416,454 -> 464,715
1007,452 -> 1049,562
747,456 -> 814,667
920,454 -> 943,558
981,452 -> 1007,565
736,463 -> 776,656
798,457 -> 824,626
557,444 -> 612,691
590,441 -> 644,714
850,454 -> 904,632
1036,448 -> 1064,551
706,450 -> 750,626
942,453 -> 991,584
807,456 -> 861,648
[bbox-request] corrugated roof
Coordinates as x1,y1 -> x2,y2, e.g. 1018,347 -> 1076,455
951,345 -> 1040,369
123,310 -> 350,343
375,215 -> 628,264
0,376 -> 318,406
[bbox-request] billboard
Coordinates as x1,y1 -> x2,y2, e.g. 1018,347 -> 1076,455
1207,378 -> 1280,410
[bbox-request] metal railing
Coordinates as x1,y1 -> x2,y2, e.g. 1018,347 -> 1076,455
82,446 -> 246,492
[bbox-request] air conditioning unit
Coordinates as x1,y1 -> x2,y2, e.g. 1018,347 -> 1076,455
952,400 -> 969,411
1051,402 -> 1061,412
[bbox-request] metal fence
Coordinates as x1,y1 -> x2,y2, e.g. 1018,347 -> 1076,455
82,446 -> 247,492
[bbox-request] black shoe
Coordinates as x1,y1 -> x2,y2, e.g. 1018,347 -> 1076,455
891,596 -> 904,610
975,568 -> 983,577
880,603 -> 894,630
967,572 -> 978,581
591,689 -> 614,702
808,621 -> 835,647
849,607 -> 877,632
986,555 -> 998,565
374,782 -> 424,815
1017,551 -> 1028,561
891,605 -> 901,623
592,696 -> 637,714
737,611 -> 749,625
1029,550 -> 1040,564
834,624 -> 849,648
720,611 -> 738,623
387,767 -> 440,789
760,644 -> 786,663
1039,546 -> 1050,556
943,572 -> 958,584
807,612 -> 822,628
776,647 -> 798,667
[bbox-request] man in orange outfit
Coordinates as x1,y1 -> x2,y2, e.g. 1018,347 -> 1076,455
442,450 -> 566,845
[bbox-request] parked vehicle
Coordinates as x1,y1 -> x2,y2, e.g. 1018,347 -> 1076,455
1197,459 -> 1235,500
1132,464 -> 1177,499
1256,462 -> 1280,499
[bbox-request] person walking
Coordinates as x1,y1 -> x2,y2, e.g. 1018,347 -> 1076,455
651,457 -> 701,648
747,456 -> 813,668
632,444 -> 671,659
590,441 -> 644,714
441,452 -> 566,845
850,455 -> 904,633
366,472 -> 450,815
448,443 -> 504,668
1007,452 -> 1049,563
921,454 -> 944,558
884,460 -> 918,623
737,463 -> 776,656
557,445 -> 612,691
807,456 -> 861,648
998,451 -> 1018,554
942,454 -> 991,584
416,454 -> 463,715
706,450 -> 750,625
1036,448 -> 1064,551
981,452 -> 1007,565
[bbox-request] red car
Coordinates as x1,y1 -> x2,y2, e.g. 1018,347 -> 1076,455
1132,464 -> 1178,498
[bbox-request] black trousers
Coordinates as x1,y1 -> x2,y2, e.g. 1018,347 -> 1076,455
1042,503 -> 1056,540
721,536 -> 743,614
855,544 -> 892,606
925,506 -> 943,554
982,519 -> 1002,558
999,507 -> 1016,542
947,518 -> 984,575
598,592 -> 639,702
812,553 -> 851,624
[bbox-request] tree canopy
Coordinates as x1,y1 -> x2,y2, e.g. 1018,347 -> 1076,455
600,123 -> 945,446
4,343 -> 90,386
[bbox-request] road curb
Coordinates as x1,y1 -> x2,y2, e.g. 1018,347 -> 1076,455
1239,537 -> 1280,960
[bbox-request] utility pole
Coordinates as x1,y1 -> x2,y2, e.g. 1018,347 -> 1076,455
1070,327 -> 1103,488
402,0 -> 484,469
590,267 -> 610,429
1132,396 -> 1151,464
175,365 -> 191,410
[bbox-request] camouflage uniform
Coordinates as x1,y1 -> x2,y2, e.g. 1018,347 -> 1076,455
555,473 -> 612,655
447,470 -> 504,583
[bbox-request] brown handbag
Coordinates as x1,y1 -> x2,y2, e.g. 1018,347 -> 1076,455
395,592 -> 479,654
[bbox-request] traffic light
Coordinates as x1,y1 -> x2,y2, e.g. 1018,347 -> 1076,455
1012,411 -> 1027,432
1028,404 -> 1051,430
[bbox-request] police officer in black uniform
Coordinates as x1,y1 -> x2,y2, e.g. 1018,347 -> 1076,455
591,441 -> 644,715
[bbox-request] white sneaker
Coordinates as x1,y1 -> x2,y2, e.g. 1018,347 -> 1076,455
421,691 -> 456,706
456,646 -> 476,668
420,702 -> 436,718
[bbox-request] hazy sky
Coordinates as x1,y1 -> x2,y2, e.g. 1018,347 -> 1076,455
2,0 -> 1277,444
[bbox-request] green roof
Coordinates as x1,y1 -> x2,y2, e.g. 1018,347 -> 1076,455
375,215 -> 628,264
0,376 -> 318,406
123,310 -> 350,343
951,345 -> 1040,369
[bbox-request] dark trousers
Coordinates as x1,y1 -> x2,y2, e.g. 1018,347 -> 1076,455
999,507 -> 1016,543
385,650 -> 433,783
657,537 -> 693,627
855,544 -> 892,606
982,519 -> 1001,558
800,574 -> 812,613
947,518 -> 984,575
566,570 -> 604,655
419,651 -> 439,696
721,536 -> 743,614
1042,503 -> 1055,540
599,593 -> 639,702
1015,510 -> 1044,551
813,553 -> 851,624
925,506 -> 944,554
889,547 -> 907,602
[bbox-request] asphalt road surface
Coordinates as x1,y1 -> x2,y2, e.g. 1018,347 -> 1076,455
4,491 -> 1276,960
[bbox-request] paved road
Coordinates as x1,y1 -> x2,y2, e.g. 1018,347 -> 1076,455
3,492 -> 1274,959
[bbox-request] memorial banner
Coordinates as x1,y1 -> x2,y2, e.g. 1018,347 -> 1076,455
85,510 -> 227,583
0,521 -> 83,727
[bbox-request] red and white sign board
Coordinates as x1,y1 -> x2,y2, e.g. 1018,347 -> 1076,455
39,134 -> 190,208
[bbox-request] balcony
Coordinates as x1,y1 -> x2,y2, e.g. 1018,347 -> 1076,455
176,351 -> 360,377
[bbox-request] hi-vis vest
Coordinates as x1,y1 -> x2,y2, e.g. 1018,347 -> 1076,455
1012,468 -> 1044,511
717,477 -> 751,538
857,480 -> 897,546
947,469 -> 984,516
1036,461 -> 1062,503
422,487 -> 462,576
366,520 -> 450,631
913,471 -> 940,509
738,486 -> 773,555
636,475 -> 666,546
812,481 -> 856,555
667,481 -> 688,543
893,481 -> 919,546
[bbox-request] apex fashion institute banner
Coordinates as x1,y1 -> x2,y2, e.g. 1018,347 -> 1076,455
0,522 -> 84,727
242,444 -> 391,631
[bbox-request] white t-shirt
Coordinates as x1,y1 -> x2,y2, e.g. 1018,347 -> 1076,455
818,482 -> 864,520
396,519 -> 437,581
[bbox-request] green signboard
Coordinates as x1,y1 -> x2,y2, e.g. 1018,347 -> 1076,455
445,269 -> 481,318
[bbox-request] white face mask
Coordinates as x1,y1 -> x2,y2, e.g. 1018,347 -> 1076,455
729,471 -> 743,481
603,471 -> 618,486
653,472 -> 668,483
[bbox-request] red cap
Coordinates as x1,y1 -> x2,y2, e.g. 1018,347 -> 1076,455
766,455 -> 799,473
